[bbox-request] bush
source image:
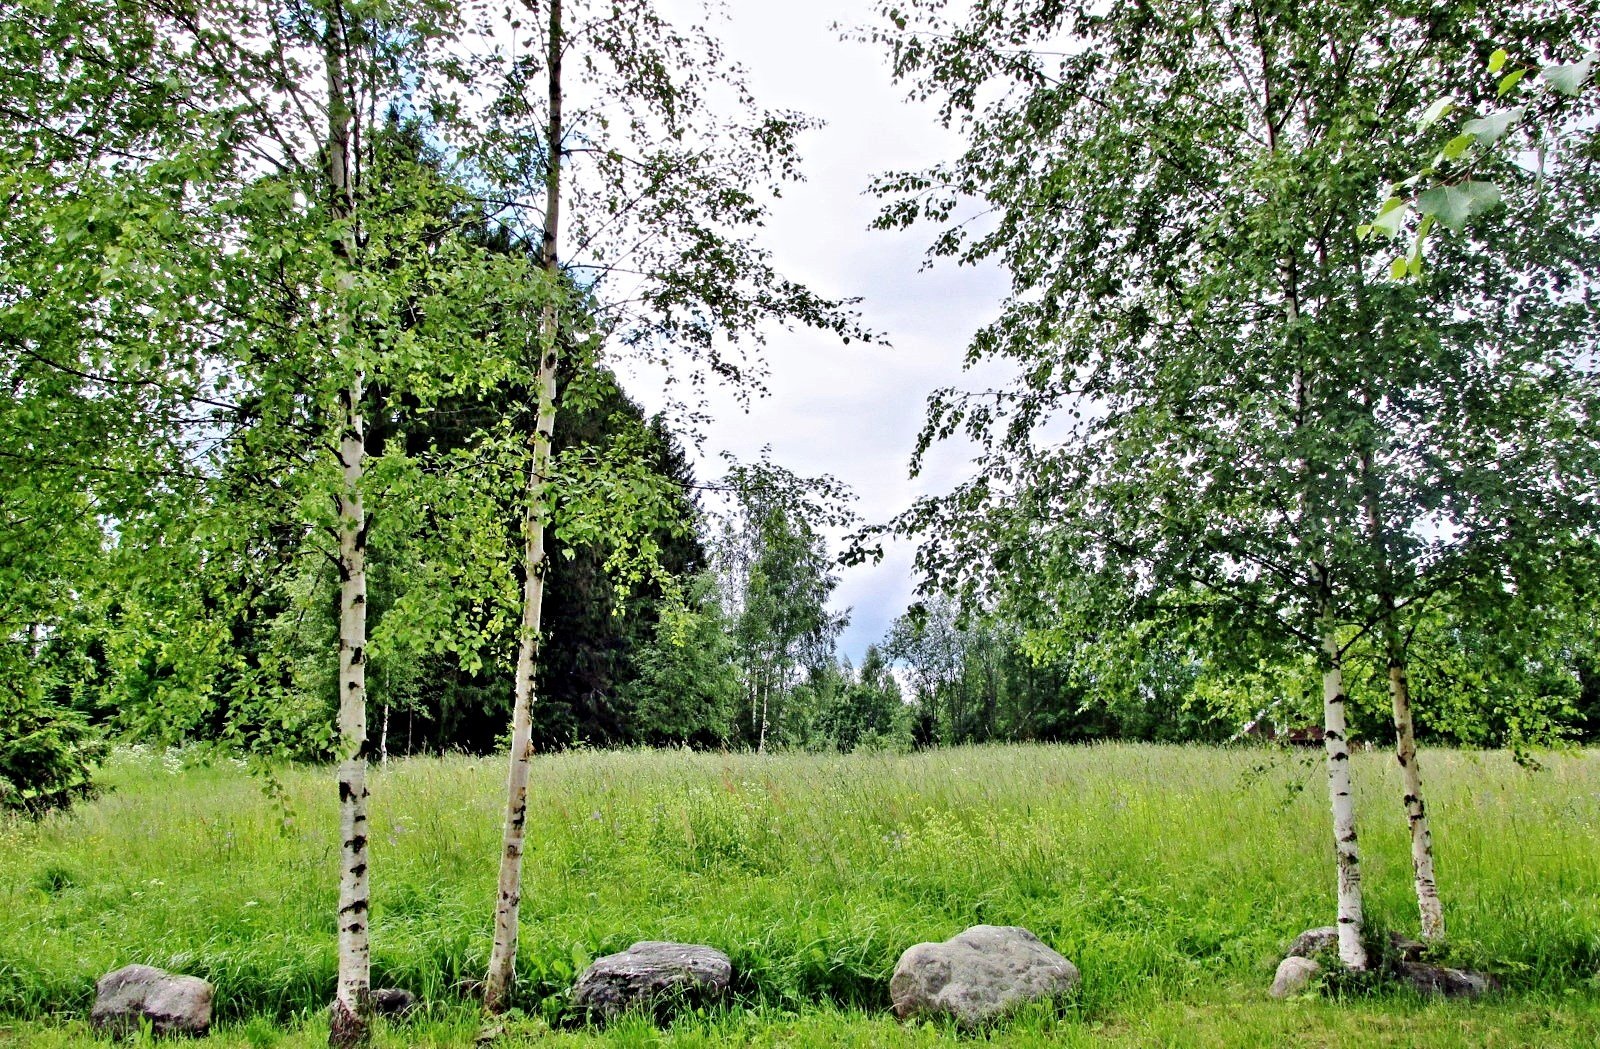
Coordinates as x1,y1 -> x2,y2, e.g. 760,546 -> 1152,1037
0,693 -> 106,816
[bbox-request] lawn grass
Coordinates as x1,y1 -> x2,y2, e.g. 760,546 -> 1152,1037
2,743 -> 1598,1045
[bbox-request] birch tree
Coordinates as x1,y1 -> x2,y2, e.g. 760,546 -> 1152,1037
476,0 -> 865,1012
866,0 -> 1600,968
6,0 -> 555,1040
712,461 -> 851,752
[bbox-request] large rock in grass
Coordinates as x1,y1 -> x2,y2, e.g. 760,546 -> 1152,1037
1287,926 -> 1426,964
1269,956 -> 1322,998
1285,926 -> 1340,959
90,964 -> 213,1036
571,941 -> 732,1021
890,925 -> 1080,1027
1399,962 -> 1497,998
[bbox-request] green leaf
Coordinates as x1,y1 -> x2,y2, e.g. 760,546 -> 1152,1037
1488,48 -> 1509,74
1496,69 -> 1527,97
1416,181 -> 1502,233
1461,107 -> 1523,146
1366,201 -> 1408,239
1389,256 -> 1410,280
1442,132 -> 1477,160
1541,54 -> 1595,96
1418,97 -> 1454,127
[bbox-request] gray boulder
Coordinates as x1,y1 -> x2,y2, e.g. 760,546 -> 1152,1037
890,925 -> 1080,1027
1268,956 -> 1322,998
1285,926 -> 1340,959
1400,962 -> 1497,998
571,941 -> 732,1021
1387,932 -> 1426,962
90,964 -> 213,1037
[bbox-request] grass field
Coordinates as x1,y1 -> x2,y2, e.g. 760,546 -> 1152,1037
2,744 -> 1598,1046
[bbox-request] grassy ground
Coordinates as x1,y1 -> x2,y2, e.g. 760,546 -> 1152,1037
2,744 -> 1598,1046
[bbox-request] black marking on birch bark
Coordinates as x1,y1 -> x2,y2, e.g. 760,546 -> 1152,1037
1331,751 -> 1348,761
352,593 -> 365,607
337,561 -> 352,583
1338,916 -> 1356,924
348,834 -> 367,852
351,863 -> 367,879
350,646 -> 364,666
355,520 -> 369,549
1341,831 -> 1358,843
1404,794 -> 1419,806
340,781 -> 355,802
340,897 -> 368,914
1398,753 -> 1410,767
344,922 -> 366,935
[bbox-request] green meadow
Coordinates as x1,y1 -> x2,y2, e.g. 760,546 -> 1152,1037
3,744 -> 1598,1046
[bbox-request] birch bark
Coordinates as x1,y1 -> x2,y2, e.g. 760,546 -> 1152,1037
325,13 -> 372,1044
1320,604 -> 1368,971
483,0 -> 563,1013
1388,637 -> 1445,940
1360,445 -> 1444,941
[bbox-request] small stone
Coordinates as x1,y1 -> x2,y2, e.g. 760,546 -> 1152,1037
571,941 -> 732,1021
1269,956 -> 1322,998
890,925 -> 1080,1028
1399,962 -> 1497,998
371,988 -> 417,1017
91,964 -> 213,1037
1285,926 -> 1339,959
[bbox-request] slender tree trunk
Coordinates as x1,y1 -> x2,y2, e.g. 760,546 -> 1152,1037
484,0 -> 563,1014
1387,633 -> 1444,940
379,703 -> 389,765
758,683 -> 769,754
324,15 -> 372,1046
1320,602 -> 1367,971
1359,439 -> 1445,943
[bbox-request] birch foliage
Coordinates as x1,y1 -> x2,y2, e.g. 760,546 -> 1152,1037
866,0 -> 1600,964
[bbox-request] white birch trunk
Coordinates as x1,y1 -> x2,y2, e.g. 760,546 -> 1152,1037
1321,612 -> 1367,971
757,685 -> 769,754
483,0 -> 562,1013
1388,653 -> 1444,940
1360,440 -> 1445,943
323,15 -> 372,1045
331,388 -> 371,1044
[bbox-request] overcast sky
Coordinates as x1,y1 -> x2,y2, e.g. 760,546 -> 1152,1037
615,0 -> 1013,660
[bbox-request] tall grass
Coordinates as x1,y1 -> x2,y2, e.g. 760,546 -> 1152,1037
2,744 -> 1597,1037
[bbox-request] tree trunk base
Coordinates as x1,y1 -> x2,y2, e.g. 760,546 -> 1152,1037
328,997 -> 369,1048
